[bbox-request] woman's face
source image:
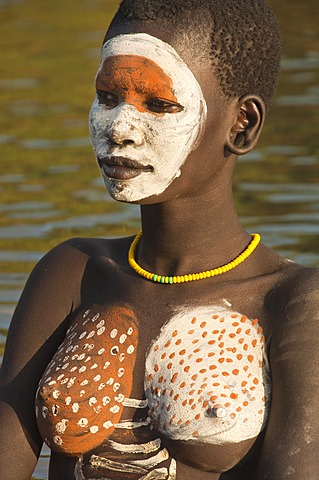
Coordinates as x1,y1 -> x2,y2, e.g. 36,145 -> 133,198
89,33 -> 207,203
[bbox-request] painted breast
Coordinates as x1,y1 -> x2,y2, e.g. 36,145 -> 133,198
145,306 -> 271,444
35,306 -> 138,455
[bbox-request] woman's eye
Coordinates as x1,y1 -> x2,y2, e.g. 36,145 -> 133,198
96,90 -> 118,109
147,98 -> 184,114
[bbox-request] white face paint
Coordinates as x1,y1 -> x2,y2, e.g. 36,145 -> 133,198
89,33 -> 207,202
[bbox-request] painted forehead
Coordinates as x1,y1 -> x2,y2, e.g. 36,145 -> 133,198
99,33 -> 205,107
96,55 -> 178,102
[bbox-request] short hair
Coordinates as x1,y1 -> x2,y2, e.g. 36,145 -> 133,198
108,0 -> 281,112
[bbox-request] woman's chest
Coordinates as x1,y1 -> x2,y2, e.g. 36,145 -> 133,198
37,291 -> 271,477
143,303 -> 270,445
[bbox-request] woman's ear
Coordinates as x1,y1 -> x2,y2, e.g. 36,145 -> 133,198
225,95 -> 265,156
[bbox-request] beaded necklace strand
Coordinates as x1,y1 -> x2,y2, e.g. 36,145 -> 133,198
128,230 -> 261,284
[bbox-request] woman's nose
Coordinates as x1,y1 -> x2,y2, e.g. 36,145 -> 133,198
106,104 -> 144,146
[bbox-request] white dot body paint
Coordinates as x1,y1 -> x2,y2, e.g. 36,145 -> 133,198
103,420 -> 113,429
89,33 -> 207,202
77,418 -> 88,427
52,390 -> 61,399
110,329 -> 118,339
110,405 -> 120,414
56,419 -> 68,434
53,435 -> 62,446
145,306 -> 271,445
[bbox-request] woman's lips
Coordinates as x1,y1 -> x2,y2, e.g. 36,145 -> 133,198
99,156 -> 153,180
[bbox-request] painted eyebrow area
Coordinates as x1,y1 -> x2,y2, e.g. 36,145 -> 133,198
96,55 -> 180,113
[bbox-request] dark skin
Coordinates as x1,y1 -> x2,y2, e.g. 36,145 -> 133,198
1,21 -> 319,480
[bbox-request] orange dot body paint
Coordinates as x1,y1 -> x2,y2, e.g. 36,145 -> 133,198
89,33 -> 207,203
36,306 -> 138,455
145,306 -> 270,444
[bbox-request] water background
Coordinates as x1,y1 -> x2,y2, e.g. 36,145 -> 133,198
0,0 -> 318,477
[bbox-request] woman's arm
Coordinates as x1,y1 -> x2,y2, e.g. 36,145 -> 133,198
257,268 -> 319,479
0,241 -> 88,480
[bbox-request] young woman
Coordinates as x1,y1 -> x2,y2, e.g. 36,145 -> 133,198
1,1 -> 318,479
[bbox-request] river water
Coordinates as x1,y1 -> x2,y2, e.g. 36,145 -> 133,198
0,0 -> 318,478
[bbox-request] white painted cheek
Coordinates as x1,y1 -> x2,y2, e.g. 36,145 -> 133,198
108,106 -> 203,202
98,108 -> 203,203
89,98 -> 112,159
146,109 -> 203,170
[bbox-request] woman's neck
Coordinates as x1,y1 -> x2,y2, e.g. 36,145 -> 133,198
137,189 -> 251,276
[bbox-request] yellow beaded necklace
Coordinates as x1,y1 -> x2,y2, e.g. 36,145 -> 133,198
128,230 -> 261,284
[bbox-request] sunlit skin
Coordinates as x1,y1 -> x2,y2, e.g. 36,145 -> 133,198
1,17 -> 319,480
96,55 -> 183,116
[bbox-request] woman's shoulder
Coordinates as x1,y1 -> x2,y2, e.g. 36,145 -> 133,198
272,260 -> 319,307
65,235 -> 134,260
36,235 -> 134,269
267,261 -> 319,342
23,235 -> 134,304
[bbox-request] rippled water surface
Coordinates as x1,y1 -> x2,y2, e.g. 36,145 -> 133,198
0,0 -> 318,477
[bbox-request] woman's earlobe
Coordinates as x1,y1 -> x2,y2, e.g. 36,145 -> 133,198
225,95 -> 265,156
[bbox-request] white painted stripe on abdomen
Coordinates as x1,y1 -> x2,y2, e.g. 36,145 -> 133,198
90,455 -> 148,475
114,419 -> 149,429
108,437 -> 161,454
140,468 -> 170,479
139,459 -> 176,480
128,448 -> 169,467
168,459 -> 177,479
122,398 -> 148,408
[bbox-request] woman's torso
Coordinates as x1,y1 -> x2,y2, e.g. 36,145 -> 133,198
35,236 -> 300,479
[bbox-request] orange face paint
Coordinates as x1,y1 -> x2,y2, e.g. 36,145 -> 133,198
90,33 -> 207,202
96,55 -> 179,116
